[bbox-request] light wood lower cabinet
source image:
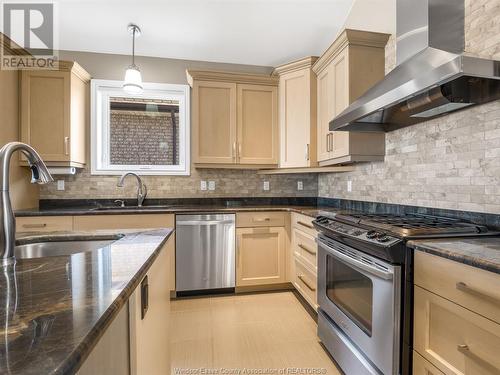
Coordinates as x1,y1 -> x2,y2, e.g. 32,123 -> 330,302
129,238 -> 172,375
413,351 -> 445,375
16,216 -> 73,233
292,257 -> 318,310
236,226 -> 286,287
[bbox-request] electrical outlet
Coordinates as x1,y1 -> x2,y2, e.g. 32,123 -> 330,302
297,181 -> 303,191
57,180 -> 65,191
200,180 -> 207,191
263,181 -> 270,191
208,181 -> 216,191
347,180 -> 352,192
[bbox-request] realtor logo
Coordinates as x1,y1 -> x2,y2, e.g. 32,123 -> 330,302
1,2 -> 58,69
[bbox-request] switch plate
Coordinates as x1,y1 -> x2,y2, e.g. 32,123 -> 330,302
208,181 -> 216,191
57,180 -> 65,191
347,180 -> 352,192
263,181 -> 270,191
200,180 -> 207,191
297,181 -> 303,191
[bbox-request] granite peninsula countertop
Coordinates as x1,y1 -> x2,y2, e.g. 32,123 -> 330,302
408,236 -> 500,275
15,204 -> 339,219
0,228 -> 174,375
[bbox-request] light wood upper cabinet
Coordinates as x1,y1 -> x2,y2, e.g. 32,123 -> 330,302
312,29 -> 389,165
20,61 -> 90,167
192,80 -> 237,164
236,226 -> 286,287
275,57 -> 318,168
187,70 -> 278,169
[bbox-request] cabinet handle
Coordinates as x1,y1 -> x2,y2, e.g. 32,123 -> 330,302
253,217 -> 271,222
232,142 -> 237,159
297,220 -> 314,229
140,276 -> 149,320
326,134 -> 330,152
457,344 -> 499,372
64,137 -> 70,155
305,144 -> 310,161
298,243 -> 316,255
329,133 -> 334,152
238,142 -> 242,157
456,281 -> 500,304
22,223 -> 47,229
298,275 -> 316,291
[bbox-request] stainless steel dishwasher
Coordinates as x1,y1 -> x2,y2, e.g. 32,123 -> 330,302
175,213 -> 235,295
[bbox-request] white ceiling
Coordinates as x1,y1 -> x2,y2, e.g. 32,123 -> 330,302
55,0 -> 355,67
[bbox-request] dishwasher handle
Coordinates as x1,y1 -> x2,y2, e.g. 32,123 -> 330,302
176,220 -> 235,226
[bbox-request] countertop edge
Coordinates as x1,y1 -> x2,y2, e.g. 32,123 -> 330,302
56,229 -> 174,375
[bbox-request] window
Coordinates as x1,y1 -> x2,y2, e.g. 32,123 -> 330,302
91,80 -> 190,175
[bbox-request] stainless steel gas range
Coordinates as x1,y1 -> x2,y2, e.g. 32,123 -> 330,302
312,212 -> 492,375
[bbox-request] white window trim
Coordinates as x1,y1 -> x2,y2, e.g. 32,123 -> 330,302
90,79 -> 190,176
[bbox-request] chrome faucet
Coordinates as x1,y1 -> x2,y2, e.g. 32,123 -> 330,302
0,142 -> 53,266
117,173 -> 147,207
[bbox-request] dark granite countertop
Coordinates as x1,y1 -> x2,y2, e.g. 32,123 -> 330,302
1,228 -> 174,375
408,236 -> 500,275
15,205 -> 339,219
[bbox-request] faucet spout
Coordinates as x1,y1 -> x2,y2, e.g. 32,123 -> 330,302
117,172 -> 147,207
0,142 -> 53,265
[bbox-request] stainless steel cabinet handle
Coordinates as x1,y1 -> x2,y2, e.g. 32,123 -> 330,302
64,137 -> 70,155
298,275 -> 316,291
22,223 -> 47,229
305,143 -> 310,161
253,217 -> 271,222
329,133 -> 334,152
297,220 -> 314,229
326,134 -> 329,152
232,142 -> 237,158
140,276 -> 149,320
457,344 -> 499,372
298,243 -> 316,255
456,281 -> 500,304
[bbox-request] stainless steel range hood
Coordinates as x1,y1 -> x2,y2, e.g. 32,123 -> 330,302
330,0 -> 500,132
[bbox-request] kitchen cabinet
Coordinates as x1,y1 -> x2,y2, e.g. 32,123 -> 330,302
413,351 -> 444,375
20,61 -> 90,168
187,70 -> 278,168
16,216 -> 73,233
414,252 -> 500,375
275,57 -> 318,168
312,29 -> 389,165
236,226 -> 286,287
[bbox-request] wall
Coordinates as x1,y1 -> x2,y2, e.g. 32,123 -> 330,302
39,51 -> 317,199
0,69 -> 39,209
318,0 -> 500,215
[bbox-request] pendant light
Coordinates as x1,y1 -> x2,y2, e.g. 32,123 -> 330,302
123,23 -> 143,93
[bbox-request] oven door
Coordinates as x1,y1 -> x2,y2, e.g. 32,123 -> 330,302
318,235 -> 401,375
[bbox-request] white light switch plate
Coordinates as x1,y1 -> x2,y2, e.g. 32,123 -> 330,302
297,181 -> 303,191
347,180 -> 352,192
200,180 -> 207,191
263,181 -> 270,191
208,181 -> 216,191
57,180 -> 65,191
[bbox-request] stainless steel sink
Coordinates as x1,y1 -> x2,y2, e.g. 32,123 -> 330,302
91,205 -> 173,211
15,239 -> 117,259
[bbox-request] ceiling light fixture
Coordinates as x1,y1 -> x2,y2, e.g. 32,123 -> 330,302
123,23 -> 143,93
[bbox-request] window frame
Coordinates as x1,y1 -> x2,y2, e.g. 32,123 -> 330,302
90,79 -> 190,176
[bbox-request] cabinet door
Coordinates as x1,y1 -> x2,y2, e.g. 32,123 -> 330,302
129,237 -> 172,375
279,70 -> 311,168
192,80 -> 237,164
236,227 -> 285,286
237,84 -> 278,165
330,48 -> 350,160
413,351 -> 444,375
316,66 -> 333,162
20,70 -> 71,161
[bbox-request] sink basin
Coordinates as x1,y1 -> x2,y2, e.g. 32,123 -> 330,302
15,239 -> 117,259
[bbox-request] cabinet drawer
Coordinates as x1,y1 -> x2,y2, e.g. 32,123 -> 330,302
291,213 -> 317,237
236,212 -> 285,228
413,351 -> 444,375
16,216 -> 73,233
415,251 -> 500,324
73,214 -> 174,231
414,286 -> 500,375
293,257 -> 318,310
292,228 -> 317,272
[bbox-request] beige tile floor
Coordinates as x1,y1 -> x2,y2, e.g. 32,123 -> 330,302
170,291 -> 341,374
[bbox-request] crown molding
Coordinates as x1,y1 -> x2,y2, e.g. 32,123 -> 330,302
186,69 -> 278,87
58,60 -> 91,82
273,56 -> 319,76
0,32 -> 30,56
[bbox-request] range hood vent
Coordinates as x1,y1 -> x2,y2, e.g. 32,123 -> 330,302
330,0 -> 500,132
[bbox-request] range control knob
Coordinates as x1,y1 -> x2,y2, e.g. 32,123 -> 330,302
366,230 -> 378,239
376,234 -> 391,243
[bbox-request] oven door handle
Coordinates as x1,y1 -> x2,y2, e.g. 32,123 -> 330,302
323,244 -> 394,280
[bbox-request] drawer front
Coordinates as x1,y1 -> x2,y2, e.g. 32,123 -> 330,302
16,216 -> 73,233
415,251 -> 500,324
291,213 -> 317,237
413,351 -> 445,375
414,286 -> 500,375
73,214 -> 174,231
236,212 -> 285,228
293,257 -> 318,310
292,228 -> 317,272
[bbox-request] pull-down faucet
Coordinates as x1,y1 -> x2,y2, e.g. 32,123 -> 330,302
0,142 -> 53,265
117,172 -> 147,207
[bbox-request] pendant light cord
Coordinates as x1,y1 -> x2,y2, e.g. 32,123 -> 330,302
131,27 -> 136,67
